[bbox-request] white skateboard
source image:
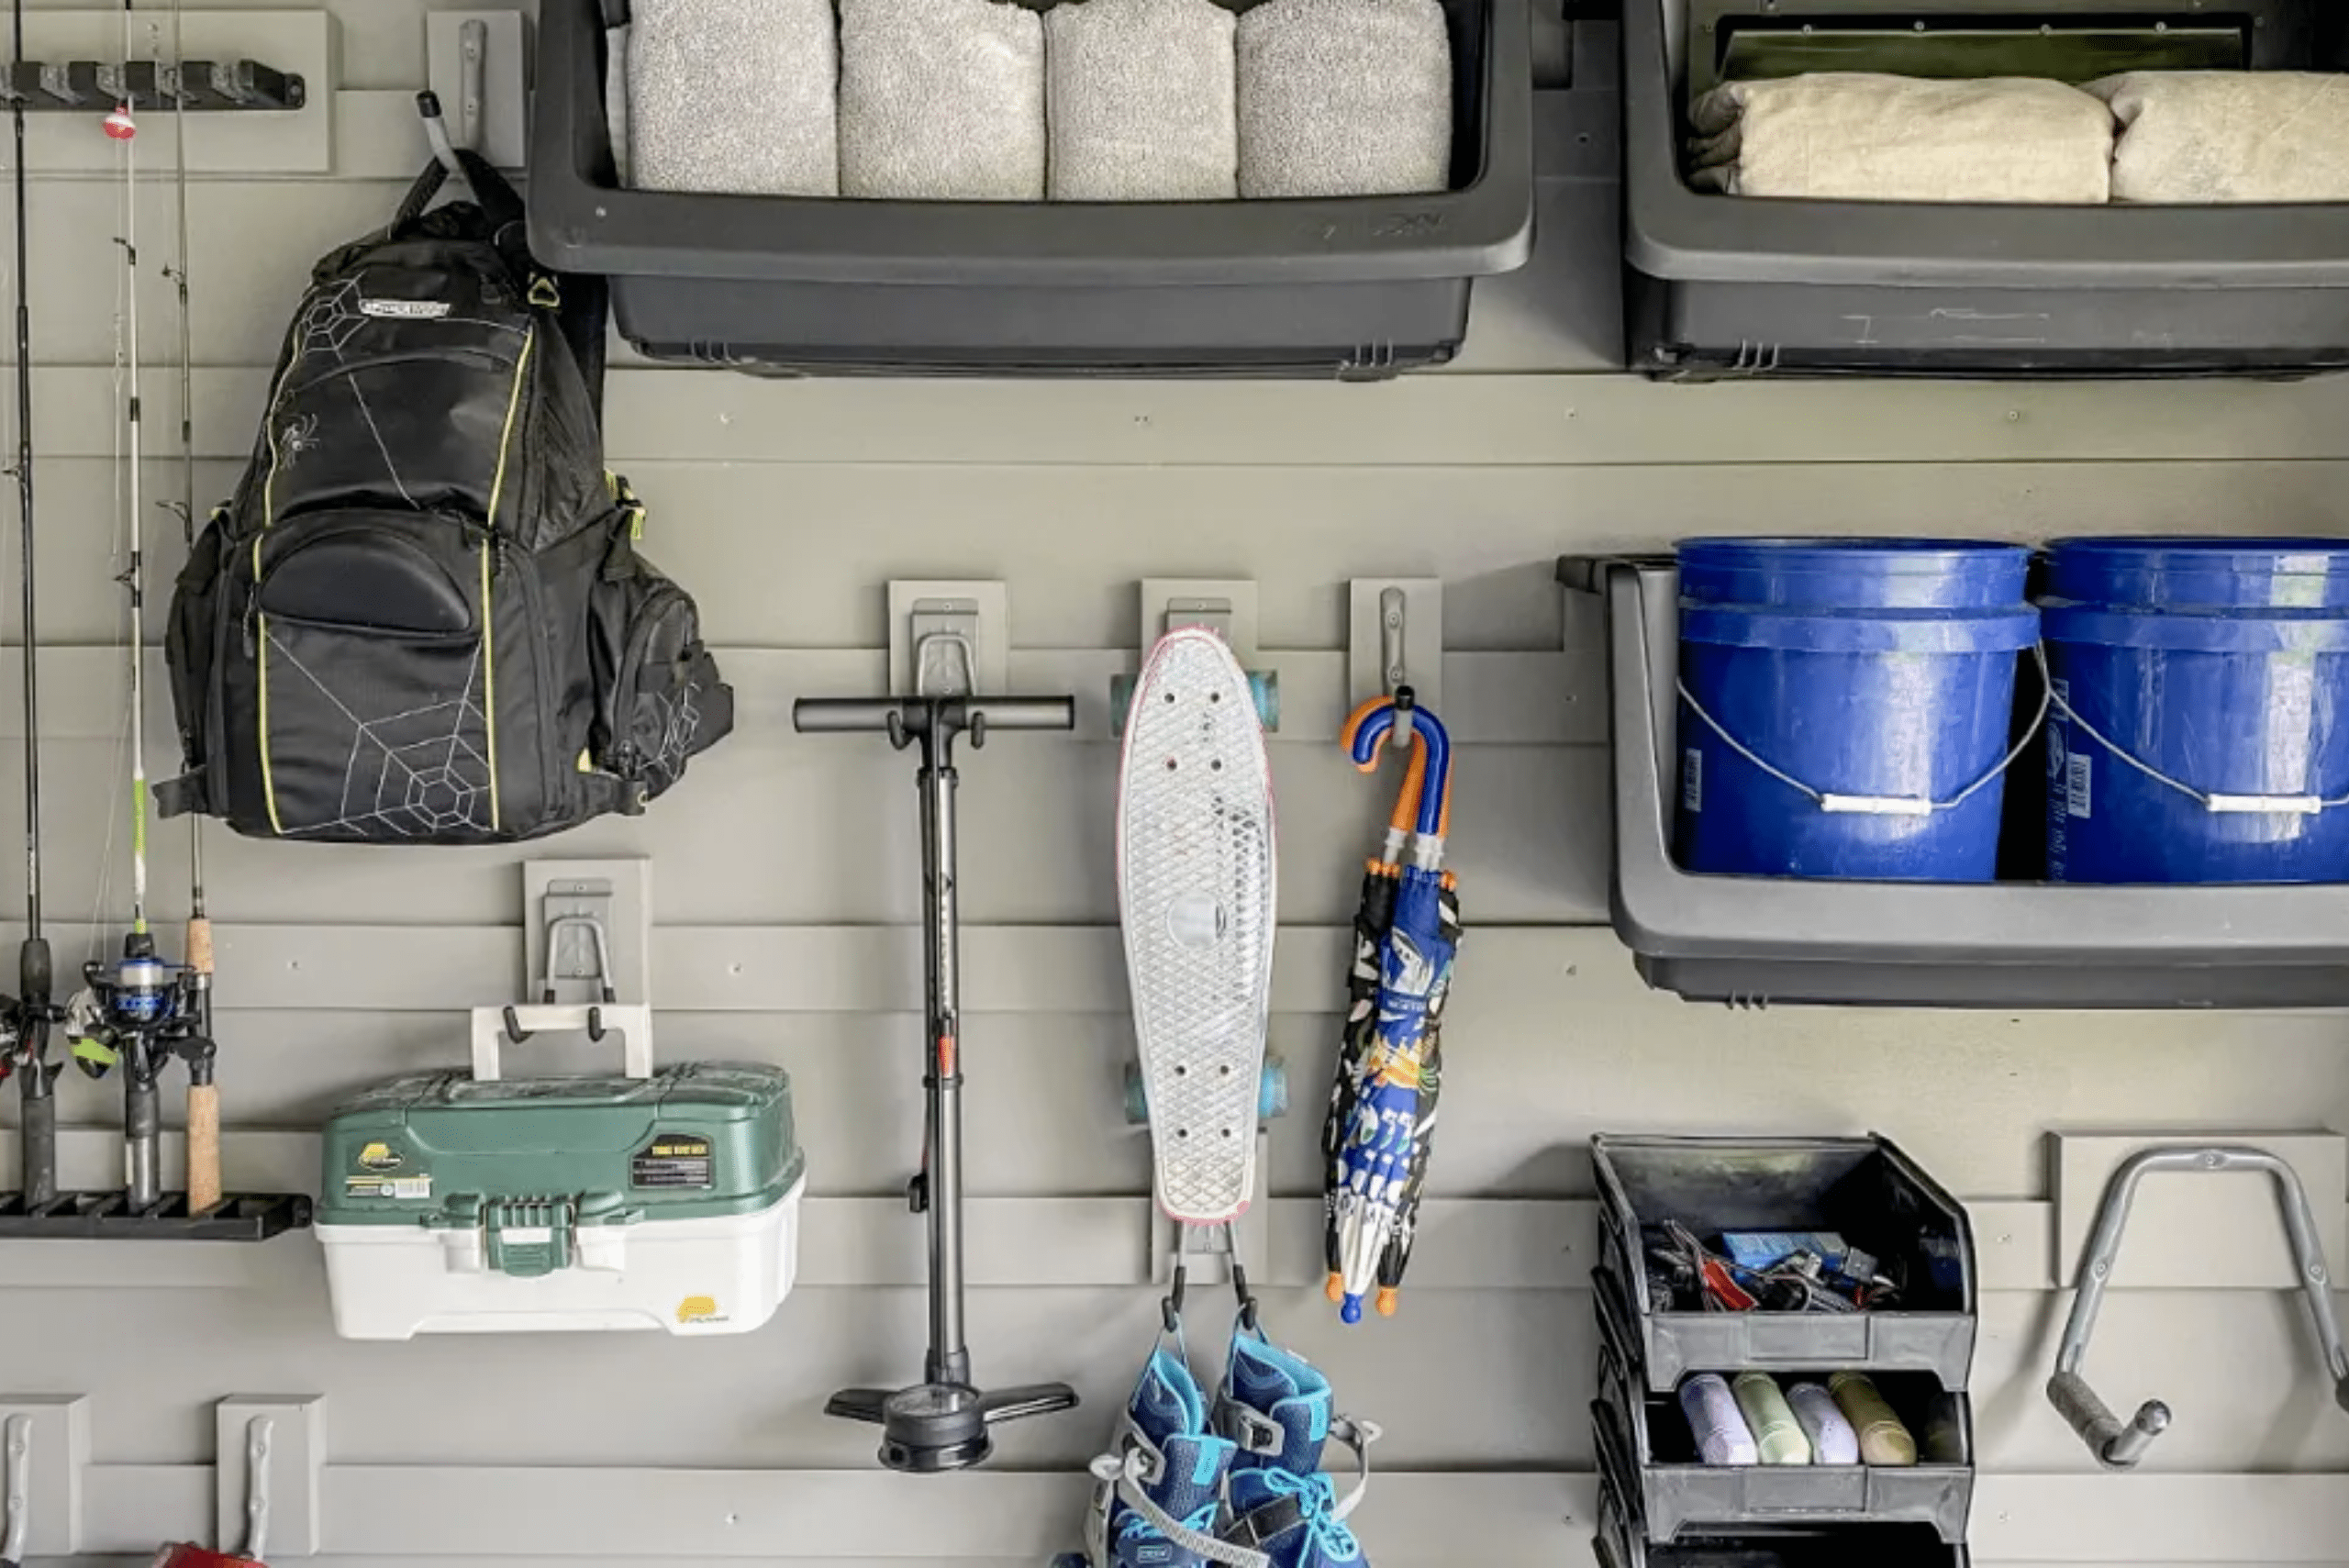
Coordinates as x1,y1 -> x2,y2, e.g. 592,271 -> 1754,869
1118,628 -> 1277,1228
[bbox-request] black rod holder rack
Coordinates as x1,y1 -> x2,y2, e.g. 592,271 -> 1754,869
0,1190 -> 311,1241
1,60 -> 305,113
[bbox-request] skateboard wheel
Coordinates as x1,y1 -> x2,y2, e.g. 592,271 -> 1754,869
1130,1061 -> 1284,1125
1247,672 -> 1280,732
1110,670 -> 1281,737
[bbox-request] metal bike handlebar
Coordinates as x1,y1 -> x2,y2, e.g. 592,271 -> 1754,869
792,697 -> 1076,735
2049,1145 -> 2349,1469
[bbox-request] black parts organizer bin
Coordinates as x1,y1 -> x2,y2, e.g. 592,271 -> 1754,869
1596,1475 -> 1974,1568
1589,1133 -> 1977,1568
1562,556 -> 2349,1008
530,0 -> 1534,377
1624,0 -> 2349,380
1594,1337 -> 1976,1544
1592,1133 -> 1979,1393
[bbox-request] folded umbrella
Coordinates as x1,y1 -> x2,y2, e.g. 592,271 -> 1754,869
1324,698 -> 1457,1324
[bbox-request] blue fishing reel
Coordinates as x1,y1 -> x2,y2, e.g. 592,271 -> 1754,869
71,935 -> 200,1079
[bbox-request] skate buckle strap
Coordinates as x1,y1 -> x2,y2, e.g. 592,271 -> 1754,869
1223,1414 -> 1381,1558
1220,1405 -> 1286,1458
1122,1421 -> 1170,1488
1089,1450 -> 1270,1568
1327,1417 -> 1381,1521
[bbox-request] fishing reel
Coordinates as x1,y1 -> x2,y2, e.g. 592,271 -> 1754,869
0,937 -> 67,1089
69,934 -> 209,1081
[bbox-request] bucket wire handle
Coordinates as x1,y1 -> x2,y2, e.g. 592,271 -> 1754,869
1676,649 -> 2052,818
2043,649 -> 2349,817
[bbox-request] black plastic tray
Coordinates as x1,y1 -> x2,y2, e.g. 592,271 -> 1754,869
1623,0 -> 2349,379
0,1190 -> 312,1241
1597,1465 -> 1975,1568
1564,556 -> 2349,1007
1593,1133 -> 1977,1393
1594,1334 -> 1976,1544
529,0 -> 1535,376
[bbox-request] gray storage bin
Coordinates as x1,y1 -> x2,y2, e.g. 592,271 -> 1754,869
1624,0 -> 2349,378
1594,1134 -> 1977,1393
1595,1338 -> 1976,1544
1597,1469 -> 1975,1568
1561,557 -> 2349,1008
530,0 -> 1534,376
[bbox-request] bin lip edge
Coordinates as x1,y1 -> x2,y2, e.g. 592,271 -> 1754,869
533,0 -> 1539,290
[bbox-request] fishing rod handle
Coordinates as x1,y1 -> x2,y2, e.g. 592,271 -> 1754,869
793,697 -> 1076,735
186,914 -> 214,977
186,1083 -> 223,1213
17,1092 -> 54,1210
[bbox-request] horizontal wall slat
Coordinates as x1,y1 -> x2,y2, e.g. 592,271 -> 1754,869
21,455 -> 2347,651
30,367 -> 2349,466
0,1126 -> 2313,1298
72,1467 -> 2349,1562
0,648 -> 1598,748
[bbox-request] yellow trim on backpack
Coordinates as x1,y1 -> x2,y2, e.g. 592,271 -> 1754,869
477,327 -> 538,834
479,539 -> 499,831
252,351 -> 302,836
253,536 -> 284,836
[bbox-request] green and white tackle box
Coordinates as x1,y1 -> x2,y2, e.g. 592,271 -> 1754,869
317,1006 -> 806,1340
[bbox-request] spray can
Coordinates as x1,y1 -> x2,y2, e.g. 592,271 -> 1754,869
1786,1381 -> 1861,1464
1830,1372 -> 1919,1466
1731,1372 -> 1811,1465
1677,1373 -> 1758,1466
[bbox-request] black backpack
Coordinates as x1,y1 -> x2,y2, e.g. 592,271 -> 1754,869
161,152 -> 731,843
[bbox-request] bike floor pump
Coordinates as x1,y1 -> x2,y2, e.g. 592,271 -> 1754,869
795,693 -> 1081,1473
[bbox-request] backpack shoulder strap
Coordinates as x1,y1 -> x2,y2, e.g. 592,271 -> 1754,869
391,150 -> 527,242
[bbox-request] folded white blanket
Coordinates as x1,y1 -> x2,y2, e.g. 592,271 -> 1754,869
1689,73 -> 2113,203
1048,0 -> 1239,201
840,0 -> 1047,201
2091,72 -> 2349,203
624,0 -> 840,196
1238,0 -> 1453,199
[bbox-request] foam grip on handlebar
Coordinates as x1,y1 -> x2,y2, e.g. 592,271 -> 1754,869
2046,1372 -> 2122,1452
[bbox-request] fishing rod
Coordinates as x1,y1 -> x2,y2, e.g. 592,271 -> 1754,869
68,0 -> 213,1214
163,0 -> 217,1213
4,0 -> 59,1209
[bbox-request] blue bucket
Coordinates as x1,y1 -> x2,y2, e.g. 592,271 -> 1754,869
2042,537 -> 2349,884
1675,539 -> 2039,882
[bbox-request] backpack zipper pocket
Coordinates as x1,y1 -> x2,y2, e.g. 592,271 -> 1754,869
242,512 -> 495,841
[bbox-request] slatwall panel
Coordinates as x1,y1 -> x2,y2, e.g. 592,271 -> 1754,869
0,6 -> 2339,1564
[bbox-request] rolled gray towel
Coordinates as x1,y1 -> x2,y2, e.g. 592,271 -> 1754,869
1237,0 -> 1453,199
1688,73 -> 2113,203
2091,72 -> 2349,203
840,0 -> 1047,201
607,25 -> 632,188
624,0 -> 839,196
1047,0 -> 1239,201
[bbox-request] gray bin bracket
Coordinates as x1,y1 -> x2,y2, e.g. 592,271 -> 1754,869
2049,1145 -> 2349,1469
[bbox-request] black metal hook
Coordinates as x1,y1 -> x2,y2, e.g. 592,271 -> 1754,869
1162,1260 -> 1187,1336
1231,1260 -> 1261,1333
501,1005 -> 532,1044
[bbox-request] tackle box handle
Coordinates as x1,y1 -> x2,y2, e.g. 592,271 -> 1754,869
469,1004 -> 655,1082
